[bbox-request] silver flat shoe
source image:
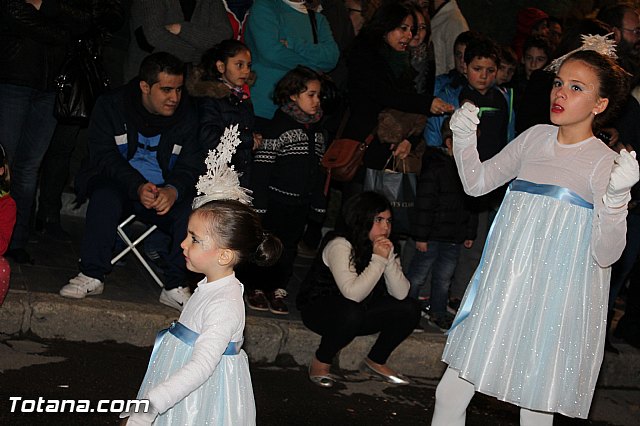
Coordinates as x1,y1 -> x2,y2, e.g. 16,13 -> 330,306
359,360 -> 410,385
308,364 -> 338,388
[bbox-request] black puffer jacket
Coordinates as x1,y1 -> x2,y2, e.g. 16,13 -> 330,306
187,67 -> 255,187
412,147 -> 478,244
0,0 -> 99,91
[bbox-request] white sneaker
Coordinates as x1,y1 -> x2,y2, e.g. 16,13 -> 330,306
159,286 -> 192,311
60,273 -> 104,299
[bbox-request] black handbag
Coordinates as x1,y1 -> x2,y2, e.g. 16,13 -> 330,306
54,39 -> 111,124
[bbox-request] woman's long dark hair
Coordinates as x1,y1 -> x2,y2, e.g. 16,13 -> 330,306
339,191 -> 392,274
356,2 -> 418,50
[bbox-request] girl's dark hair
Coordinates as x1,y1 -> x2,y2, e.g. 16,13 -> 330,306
358,1 -> 416,49
562,50 -> 630,130
199,39 -> 251,81
341,191 -> 392,274
0,144 -> 9,192
272,65 -> 321,106
194,200 -> 282,267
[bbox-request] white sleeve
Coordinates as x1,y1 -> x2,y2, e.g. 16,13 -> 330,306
453,126 -> 529,196
383,252 -> 410,300
144,300 -> 243,414
324,238 -> 386,303
590,156 -> 629,267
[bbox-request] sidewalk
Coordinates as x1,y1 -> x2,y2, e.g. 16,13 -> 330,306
0,215 -> 639,387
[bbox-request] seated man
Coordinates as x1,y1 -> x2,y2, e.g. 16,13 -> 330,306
60,52 -> 201,310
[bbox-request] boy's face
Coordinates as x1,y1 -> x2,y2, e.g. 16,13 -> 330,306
454,43 -> 467,74
496,62 -> 516,86
522,47 -> 548,79
464,56 -> 497,95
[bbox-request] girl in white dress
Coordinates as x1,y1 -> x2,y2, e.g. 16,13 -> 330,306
431,45 -> 639,425
123,198 -> 282,425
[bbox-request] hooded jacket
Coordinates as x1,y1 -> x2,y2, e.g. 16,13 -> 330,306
187,67 -> 256,187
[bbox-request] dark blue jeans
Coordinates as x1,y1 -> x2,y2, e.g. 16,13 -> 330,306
405,241 -> 461,314
0,84 -> 57,249
79,178 -> 191,289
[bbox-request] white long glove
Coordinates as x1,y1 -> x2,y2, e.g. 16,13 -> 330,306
449,102 -> 480,141
123,405 -> 158,426
604,149 -> 640,208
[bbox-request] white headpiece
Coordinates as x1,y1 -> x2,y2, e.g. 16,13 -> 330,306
544,33 -> 618,73
192,124 -> 252,209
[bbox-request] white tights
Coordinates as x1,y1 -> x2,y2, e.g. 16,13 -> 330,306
431,367 -> 554,426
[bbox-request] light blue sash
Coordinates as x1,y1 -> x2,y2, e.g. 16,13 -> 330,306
447,179 -> 593,333
149,321 -> 243,363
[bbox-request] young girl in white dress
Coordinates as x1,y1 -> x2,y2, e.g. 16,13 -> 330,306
431,43 -> 640,425
123,127 -> 282,426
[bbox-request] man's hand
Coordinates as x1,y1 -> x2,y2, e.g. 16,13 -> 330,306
464,240 -> 474,249
138,182 -> 159,209
415,241 -> 428,252
165,23 -> 182,35
150,186 -> 178,215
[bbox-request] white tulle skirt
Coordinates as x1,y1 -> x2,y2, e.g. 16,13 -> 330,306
443,186 -> 609,419
136,332 -> 256,425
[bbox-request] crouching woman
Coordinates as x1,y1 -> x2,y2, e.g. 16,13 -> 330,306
296,191 -> 420,388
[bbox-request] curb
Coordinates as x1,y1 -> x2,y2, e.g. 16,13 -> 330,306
1,291 -> 639,386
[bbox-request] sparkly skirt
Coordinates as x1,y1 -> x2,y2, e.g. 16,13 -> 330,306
442,184 -> 609,418
137,331 -> 256,425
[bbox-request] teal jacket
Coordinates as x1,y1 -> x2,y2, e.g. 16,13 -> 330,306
245,0 -> 339,119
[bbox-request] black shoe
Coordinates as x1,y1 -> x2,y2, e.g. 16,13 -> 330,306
6,248 -> 34,264
42,222 -> 72,242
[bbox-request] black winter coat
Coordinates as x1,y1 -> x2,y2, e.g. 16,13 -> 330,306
187,68 -> 255,187
0,0 -> 123,91
412,148 -> 478,244
343,38 -> 434,171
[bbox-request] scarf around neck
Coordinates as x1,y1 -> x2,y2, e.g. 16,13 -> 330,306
281,101 -> 323,124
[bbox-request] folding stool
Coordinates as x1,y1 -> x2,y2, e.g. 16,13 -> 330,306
110,214 -> 164,288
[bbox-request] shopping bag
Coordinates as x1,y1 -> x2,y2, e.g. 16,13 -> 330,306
363,161 -> 417,236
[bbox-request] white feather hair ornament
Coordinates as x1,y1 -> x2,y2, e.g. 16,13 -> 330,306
192,124 -> 252,208
544,33 -> 618,73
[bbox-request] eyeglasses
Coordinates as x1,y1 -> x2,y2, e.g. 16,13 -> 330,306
622,27 -> 640,36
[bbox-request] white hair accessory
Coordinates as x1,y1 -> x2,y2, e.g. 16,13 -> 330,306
544,33 -> 618,73
192,124 -> 252,208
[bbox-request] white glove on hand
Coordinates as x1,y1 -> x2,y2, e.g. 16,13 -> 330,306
604,149 -> 640,208
449,102 -> 480,140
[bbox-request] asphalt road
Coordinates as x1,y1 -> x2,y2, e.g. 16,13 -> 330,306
0,335 -> 637,425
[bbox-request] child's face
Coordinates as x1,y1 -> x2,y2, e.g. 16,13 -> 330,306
290,79 -> 322,115
550,59 -> 608,130
496,62 -> 516,86
522,47 -> 548,79
464,56 -> 497,95
384,15 -> 413,52
216,50 -> 252,88
368,209 -> 392,242
181,213 -> 221,276
454,43 -> 467,74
